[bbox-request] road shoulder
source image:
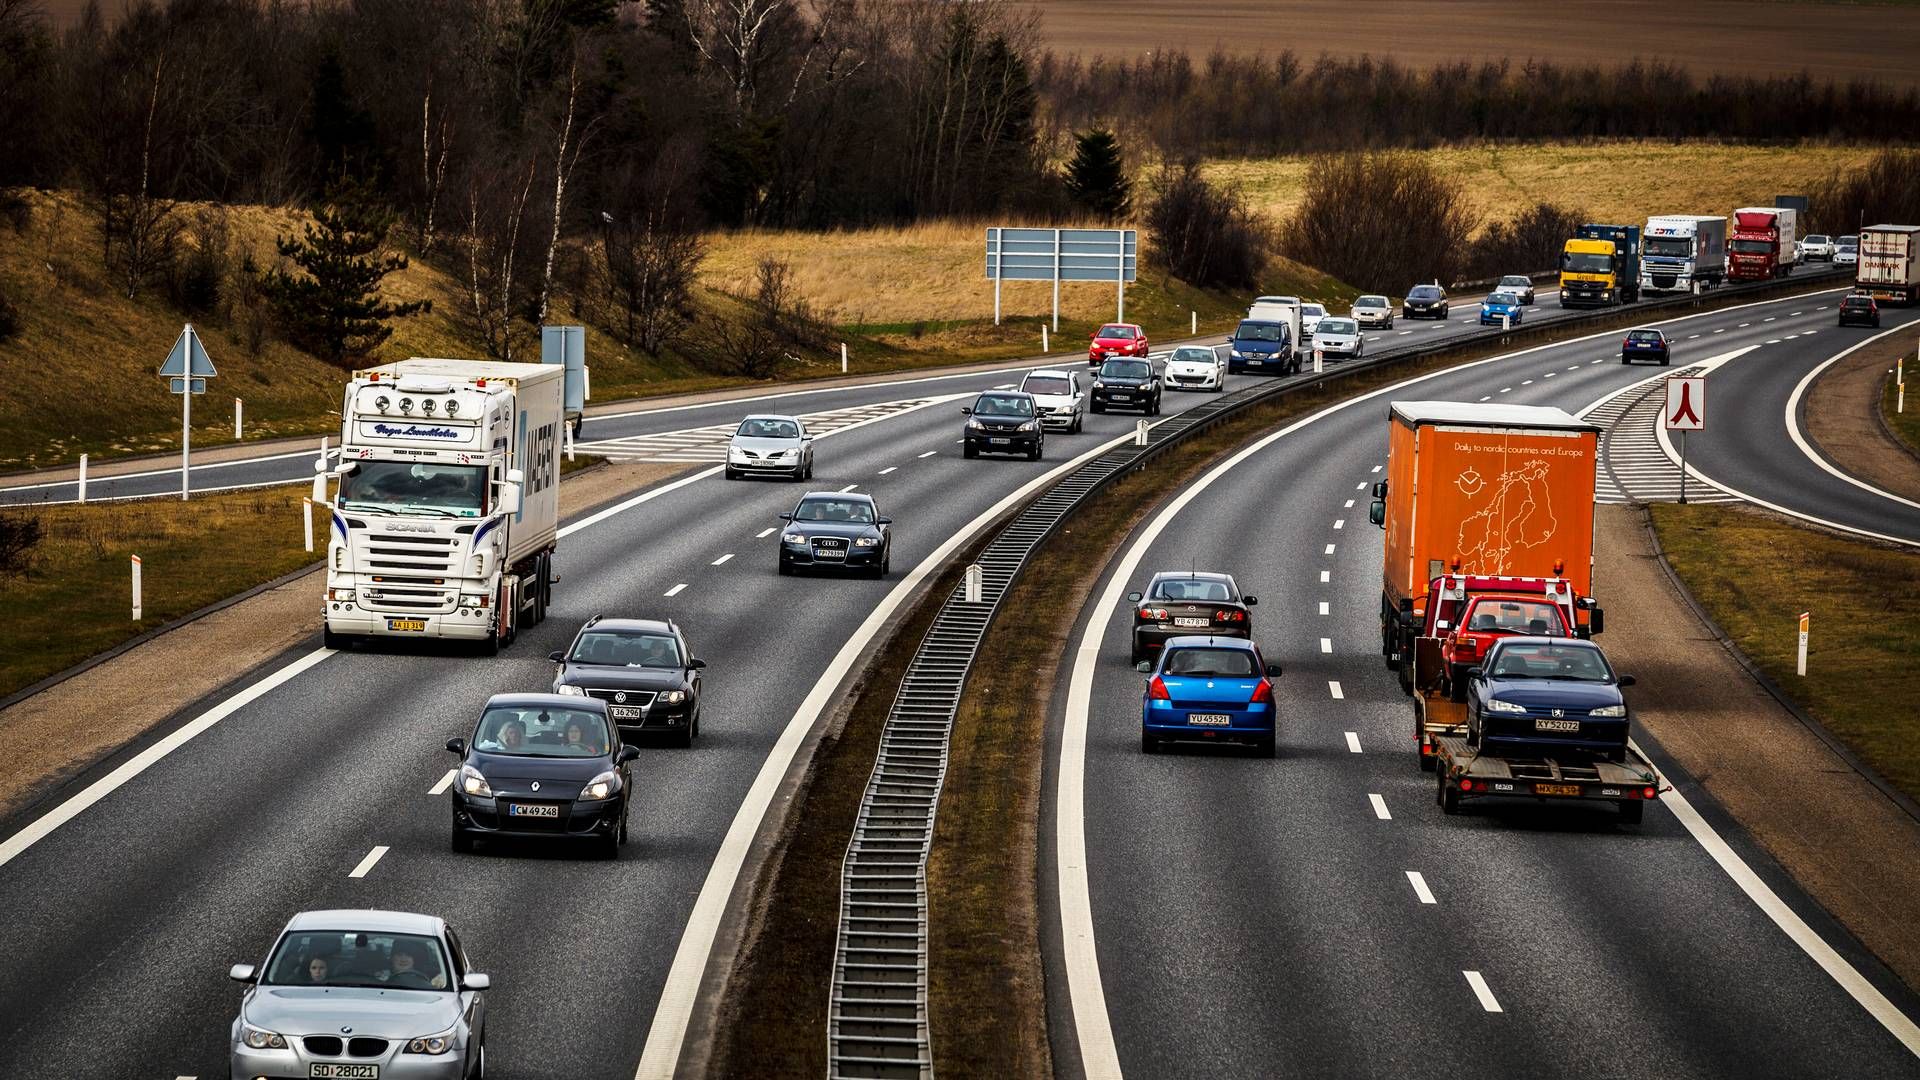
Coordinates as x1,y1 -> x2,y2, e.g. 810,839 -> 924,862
1804,336 -> 1920,503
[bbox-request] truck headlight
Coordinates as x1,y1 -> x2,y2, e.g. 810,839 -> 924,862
242,1023 -> 288,1050
1589,704 -> 1627,717
578,770 -> 619,801
1485,699 -> 1526,714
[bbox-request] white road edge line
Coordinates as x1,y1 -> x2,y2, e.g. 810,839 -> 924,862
1406,870 -> 1436,904
429,769 -> 456,797
1464,970 -> 1503,1012
1781,324 -> 1920,515
348,846 -> 388,879
1369,794 -> 1391,821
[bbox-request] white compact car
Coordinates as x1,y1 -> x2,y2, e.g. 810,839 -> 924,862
1018,368 -> 1086,432
1298,302 -> 1328,343
1496,275 -> 1537,304
1350,295 -> 1394,329
1164,345 -> 1228,391
1309,317 -> 1364,360
1835,242 -> 1858,267
727,414 -> 814,481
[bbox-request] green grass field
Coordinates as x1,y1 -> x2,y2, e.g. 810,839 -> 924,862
1885,365 -> 1920,457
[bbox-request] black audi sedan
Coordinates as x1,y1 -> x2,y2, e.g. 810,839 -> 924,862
446,693 -> 636,858
1126,570 -> 1257,665
1089,357 -> 1162,415
550,616 -> 705,746
777,491 -> 892,577
1466,638 -> 1635,760
961,390 -> 1044,460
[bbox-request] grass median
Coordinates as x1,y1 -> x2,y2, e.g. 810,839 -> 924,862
1884,369 -> 1920,459
1651,503 -> 1920,803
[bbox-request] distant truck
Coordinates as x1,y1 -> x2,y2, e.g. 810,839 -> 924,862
1857,224 -> 1920,305
1640,215 -> 1727,295
1558,223 -> 1641,307
316,358 -> 563,654
1366,401 -> 1604,693
1727,207 -> 1800,282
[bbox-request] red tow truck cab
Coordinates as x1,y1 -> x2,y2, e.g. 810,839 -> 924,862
1421,573 -> 1600,695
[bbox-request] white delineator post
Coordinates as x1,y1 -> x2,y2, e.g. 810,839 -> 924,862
840,342 -> 848,374
1134,419 -> 1149,447
1797,611 -> 1810,676
131,555 -> 142,621
303,498 -> 315,553
964,563 -> 983,604
564,420 -> 575,463
234,397 -> 243,439
1191,310 -> 1197,335
1042,325 -> 1048,353
1314,348 -> 1323,375
1900,356 -> 1907,414
1501,314 -> 1510,332
77,453 -> 88,504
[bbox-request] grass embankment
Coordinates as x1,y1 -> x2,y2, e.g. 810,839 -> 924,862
1885,368 -> 1920,458
0,489 -> 318,698
1652,503 -> 1920,803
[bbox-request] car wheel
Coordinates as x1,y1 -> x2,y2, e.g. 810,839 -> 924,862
1141,732 -> 1160,754
601,828 -> 621,860
451,828 -> 474,854
1253,735 -> 1276,759
1618,800 -> 1645,826
963,443 -> 978,459
1438,770 -> 1461,815
1091,401 -> 1105,414
1150,396 -> 1162,416
1028,442 -> 1042,461
678,720 -> 694,748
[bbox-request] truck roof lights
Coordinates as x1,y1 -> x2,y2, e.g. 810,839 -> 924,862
445,400 -> 460,416
399,397 -> 414,412
375,395 -> 391,412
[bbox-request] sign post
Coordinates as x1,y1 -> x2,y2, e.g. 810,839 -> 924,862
1663,375 -> 1706,503
1797,611 -> 1810,676
158,324 -> 216,501
986,228 -> 1137,331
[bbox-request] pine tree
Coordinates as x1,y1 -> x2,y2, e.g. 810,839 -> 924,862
1066,128 -> 1131,221
264,178 -> 429,368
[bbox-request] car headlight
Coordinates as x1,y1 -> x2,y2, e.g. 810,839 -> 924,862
657,689 -> 687,705
1230,349 -> 1244,358
1485,698 -> 1527,714
242,1023 -> 288,1050
1018,420 -> 1039,432
578,770 -> 620,802
404,1030 -> 457,1055
459,763 -> 492,797
778,448 -> 798,458
1589,704 -> 1627,717
554,683 -> 585,696
783,532 -> 807,544
854,536 -> 881,547
1092,381 -> 1105,390
966,418 -> 985,430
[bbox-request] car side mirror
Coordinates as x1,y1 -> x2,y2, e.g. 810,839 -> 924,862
876,517 -> 892,525
1126,591 -> 1143,602
688,657 -> 707,669
778,512 -> 792,520
461,973 -> 491,992
1466,667 -> 1485,681
445,737 -> 466,755
1266,663 -> 1283,677
1368,500 -> 1386,527
616,745 -> 640,764
802,434 -> 814,441
1617,674 -> 1636,688
1371,480 -> 1387,499
548,650 -> 565,662
1245,596 -> 1258,606
1134,661 -> 1151,673
229,964 -> 257,984
960,407 -> 973,415
1589,607 -> 1606,636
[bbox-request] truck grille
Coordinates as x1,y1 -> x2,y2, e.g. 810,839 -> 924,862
360,578 -> 458,613
364,533 -> 458,574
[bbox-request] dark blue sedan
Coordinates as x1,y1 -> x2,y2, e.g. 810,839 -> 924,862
1479,291 -> 1525,326
1466,638 -> 1635,760
1138,636 -> 1282,756
1621,327 -> 1670,365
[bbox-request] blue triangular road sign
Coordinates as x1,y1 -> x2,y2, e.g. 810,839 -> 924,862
159,324 -> 217,378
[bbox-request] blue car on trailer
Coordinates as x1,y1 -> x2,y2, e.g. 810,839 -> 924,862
1138,635 -> 1282,757
1479,291 -> 1526,326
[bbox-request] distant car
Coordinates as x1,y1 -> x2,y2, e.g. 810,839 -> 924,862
1249,294 -> 1301,313
1835,242 -> 1859,267
1802,234 -> 1835,262
1404,284 -> 1449,319
1164,345 -> 1228,392
1838,294 -> 1881,327
1018,369 -> 1086,432
550,616 -> 705,746
1139,636 -> 1282,757
1466,637 -> 1635,761
1350,294 -> 1395,329
1090,357 -> 1162,414
1227,319 -> 1296,375
777,491 -> 893,576
962,390 -> 1045,459
1298,302 -> 1328,342
1127,570 -> 1256,664
726,414 -> 813,482
1620,327 -> 1670,365
1497,275 -> 1537,304
228,909 -> 490,1080
1311,317 -> 1364,359
1088,322 -> 1149,366
1479,291 -> 1526,326
447,693 -> 635,856
1838,234 -> 1859,249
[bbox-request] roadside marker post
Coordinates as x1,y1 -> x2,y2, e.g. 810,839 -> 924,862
1041,324 -> 1048,353
840,342 -> 848,374
964,563 -> 983,604
158,324 -> 216,501
131,556 -> 142,621
1135,419 -> 1150,447
1797,611 -> 1810,676
564,420 -> 575,463
77,454 -> 87,504
1191,310 -> 1197,335
234,397 -> 242,439
1314,348 -> 1324,375
302,498 -> 314,553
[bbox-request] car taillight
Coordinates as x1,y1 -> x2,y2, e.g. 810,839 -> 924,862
1148,676 -> 1170,700
1453,640 -> 1479,660
1622,336 -> 1631,348
1215,609 -> 1245,622
1140,607 -> 1169,621
1250,679 -> 1273,704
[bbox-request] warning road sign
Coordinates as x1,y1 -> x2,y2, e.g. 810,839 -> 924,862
1664,376 -> 1705,431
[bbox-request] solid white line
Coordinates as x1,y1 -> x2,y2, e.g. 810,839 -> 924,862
1323,544 -> 1336,556
1328,680 -> 1344,699
1318,601 -> 1330,615
0,445 -> 328,493
1344,731 -> 1363,753
664,583 -> 688,597
1781,324 -> 1920,515
429,769 -> 456,797
756,527 -> 776,538
1320,638 -> 1332,653
348,846 -> 389,879
1407,870 -> 1436,903
918,450 -> 938,458
878,467 -> 897,475
1464,971 -> 1502,1012
711,553 -> 734,566
1333,519 -> 1345,530
1370,794 -> 1391,821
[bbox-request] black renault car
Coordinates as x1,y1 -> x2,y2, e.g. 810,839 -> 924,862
1089,357 -> 1162,415
550,616 -> 704,746
961,390 -> 1044,460
446,692 -> 636,858
777,491 -> 893,577
1126,570 -> 1257,664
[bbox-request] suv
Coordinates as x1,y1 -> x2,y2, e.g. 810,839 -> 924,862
1838,294 -> 1881,327
1403,284 -> 1449,319
1802,234 -> 1835,262
1088,323 -> 1149,366
550,616 -> 705,745
1018,369 -> 1085,432
1090,357 -> 1162,414
962,390 -> 1045,458
1620,327 -> 1670,365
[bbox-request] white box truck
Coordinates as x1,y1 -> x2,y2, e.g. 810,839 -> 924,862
1640,215 -> 1727,295
315,358 -> 563,654
1857,225 -> 1920,305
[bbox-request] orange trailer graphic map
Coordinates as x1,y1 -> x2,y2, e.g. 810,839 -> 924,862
1455,459 -> 1561,573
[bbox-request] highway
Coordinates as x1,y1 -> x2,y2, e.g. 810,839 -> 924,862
1046,287 -> 1920,1079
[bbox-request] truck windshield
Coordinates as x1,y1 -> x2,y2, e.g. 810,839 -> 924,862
338,461 -> 488,517
1643,238 -> 1693,257
1560,252 -> 1614,274
1730,239 -> 1773,254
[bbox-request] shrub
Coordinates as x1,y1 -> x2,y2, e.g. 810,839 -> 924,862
0,511 -> 44,578
0,280 -> 18,345
1065,127 -> 1131,221
1809,150 -> 1920,235
167,207 -> 231,317
1465,201 -> 1587,281
1143,161 -> 1267,291
1282,152 -> 1474,295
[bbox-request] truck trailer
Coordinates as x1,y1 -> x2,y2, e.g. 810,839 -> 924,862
1728,207 -> 1800,282
1558,224 -> 1641,307
1640,215 -> 1727,295
1857,224 -> 1920,305
316,358 -> 564,653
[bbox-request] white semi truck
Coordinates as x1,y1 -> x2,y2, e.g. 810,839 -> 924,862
1640,214 -> 1727,295
315,358 -> 563,654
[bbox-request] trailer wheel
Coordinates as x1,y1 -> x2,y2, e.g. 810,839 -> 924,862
1418,748 -> 1437,773
1618,800 -> 1644,826
1438,770 -> 1461,815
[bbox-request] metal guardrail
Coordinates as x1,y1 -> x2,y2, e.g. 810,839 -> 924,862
821,261 -> 1853,1079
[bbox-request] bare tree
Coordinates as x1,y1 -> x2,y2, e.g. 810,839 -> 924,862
534,53 -> 600,326
418,72 -> 455,254
463,157 -> 538,361
702,256 -> 819,379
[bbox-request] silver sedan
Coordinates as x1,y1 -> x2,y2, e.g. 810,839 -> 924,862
727,413 -> 815,481
229,909 -> 490,1079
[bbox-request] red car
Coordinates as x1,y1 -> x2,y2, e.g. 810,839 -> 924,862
1089,323 -> 1149,366
1442,593 -> 1572,697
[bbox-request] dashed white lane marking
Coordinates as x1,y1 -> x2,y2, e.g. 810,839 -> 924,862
1478,395 -> 1491,402
1521,379 -> 1534,386
1371,465 -> 1382,473
1398,330 -> 1414,335
1319,570 -> 1330,583
711,553 -> 734,566
1590,358 -> 1604,364
1333,519 -> 1345,530
994,383 -> 1016,389
878,466 -> 897,475
1499,387 -> 1512,393
1766,339 -> 1782,344
839,484 -> 859,492
756,527 -> 776,538
1320,638 -> 1333,653
1566,365 -> 1580,372
1739,322 -> 1752,327
1328,680 -> 1344,699
1763,316 -> 1776,322
1817,305 -> 1829,310
348,846 -> 389,879
1805,329 -> 1819,335
1344,499 -> 1354,508
1791,311 -> 1803,316
1542,371 -> 1555,378
1319,601 -> 1330,615
1785,334 -> 1799,340
1370,794 -> 1392,820
1688,334 -> 1701,339
1464,971 -> 1503,1013
1407,871 -> 1437,904
664,583 -> 688,597
1344,731 -> 1363,753
430,769 -> 456,797
919,450 -> 938,458
1714,328 -> 1727,333
1324,543 -> 1336,555
1355,482 -> 1366,490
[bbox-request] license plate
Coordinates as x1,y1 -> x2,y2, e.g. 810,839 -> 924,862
1173,617 -> 1209,628
990,438 -> 1008,444
508,803 -> 560,818
1534,718 -> 1581,733
1111,393 -> 1133,400
311,1066 -> 378,1079
386,618 -> 425,633
609,705 -> 644,720
1535,783 -> 1581,797
1187,713 -> 1231,726
815,548 -> 846,559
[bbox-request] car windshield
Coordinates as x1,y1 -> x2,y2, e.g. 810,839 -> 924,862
1317,318 -> 1357,335
568,630 -> 682,668
336,461 -> 487,517
794,497 -> 875,523
1838,243 -> 1858,252
1489,643 -> 1613,681
736,418 -> 800,439
1628,330 -> 1662,342
1171,348 -> 1215,362
1163,647 -> 1256,678
1097,325 -> 1136,340
1101,360 -> 1151,379
263,930 -> 452,991
1356,296 -> 1388,307
1021,375 -> 1071,396
1807,235 -> 1829,245
1150,578 -> 1233,602
1463,599 -> 1565,635
1409,286 -> 1441,299
1234,321 -> 1284,342
1839,235 -> 1857,244
1561,252 -> 1615,272
1499,276 -> 1530,287
974,394 -> 1034,417
474,706 -> 611,756
1301,304 -> 1326,317
1486,293 -> 1518,306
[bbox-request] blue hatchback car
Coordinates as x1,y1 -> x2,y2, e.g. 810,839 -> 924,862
1621,327 -> 1671,365
1479,291 -> 1525,326
1138,636 -> 1282,757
